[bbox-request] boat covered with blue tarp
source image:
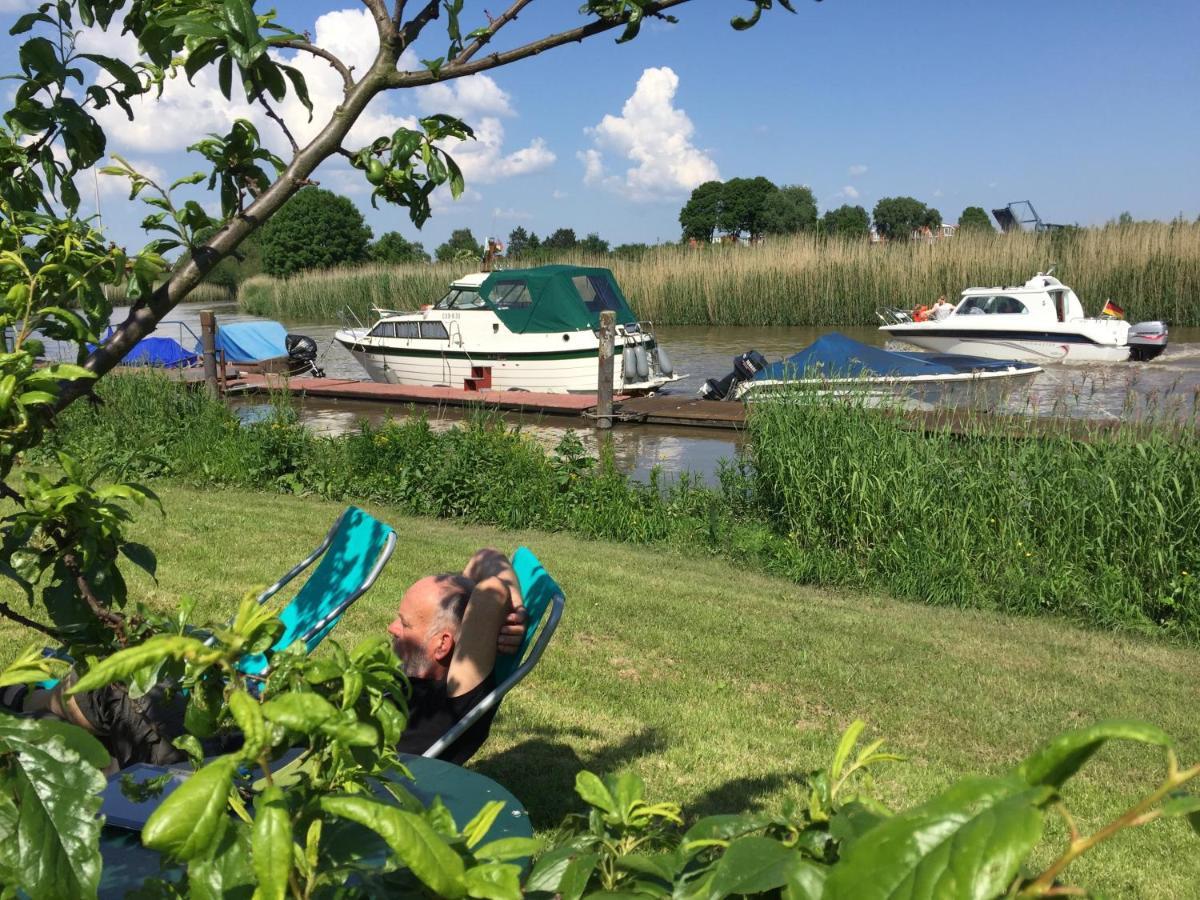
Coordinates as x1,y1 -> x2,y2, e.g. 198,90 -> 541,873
198,320 -> 289,363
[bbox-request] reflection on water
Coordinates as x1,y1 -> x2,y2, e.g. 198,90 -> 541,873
74,302 -> 1200,484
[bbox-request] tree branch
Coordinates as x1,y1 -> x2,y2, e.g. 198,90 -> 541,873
273,39 -> 355,93
0,601 -> 61,642
62,551 -> 129,647
389,0 -> 693,87
453,0 -> 536,66
361,0 -> 397,42
259,96 -> 300,155
397,0 -> 441,51
392,0 -> 407,28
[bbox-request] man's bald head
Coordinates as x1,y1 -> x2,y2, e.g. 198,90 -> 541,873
387,573 -> 474,676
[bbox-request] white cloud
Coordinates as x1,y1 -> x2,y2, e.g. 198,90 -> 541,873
417,74 -> 513,119
840,185 -> 860,199
848,164 -> 868,176
442,118 -> 555,184
0,0 -> 36,11
933,188 -> 944,198
491,207 -> 531,220
580,66 -> 718,202
552,189 -> 568,200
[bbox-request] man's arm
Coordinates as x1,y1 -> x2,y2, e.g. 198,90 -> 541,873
464,548 -> 527,656
447,550 -> 523,698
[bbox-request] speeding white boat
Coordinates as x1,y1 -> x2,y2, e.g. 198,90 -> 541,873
335,265 -> 682,394
877,272 -> 1168,363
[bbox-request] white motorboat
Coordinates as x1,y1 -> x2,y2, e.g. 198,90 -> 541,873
335,265 -> 683,394
877,272 -> 1168,363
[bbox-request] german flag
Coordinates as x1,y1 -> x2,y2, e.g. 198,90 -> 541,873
1100,299 -> 1125,319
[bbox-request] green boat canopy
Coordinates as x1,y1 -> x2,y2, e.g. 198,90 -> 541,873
478,265 -> 639,334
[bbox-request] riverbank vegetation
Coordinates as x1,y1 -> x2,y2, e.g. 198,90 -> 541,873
36,372 -> 1200,643
238,221 -> 1200,327
2,481 -> 1197,895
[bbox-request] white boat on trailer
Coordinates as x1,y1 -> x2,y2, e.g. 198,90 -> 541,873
335,265 -> 682,394
877,271 -> 1168,363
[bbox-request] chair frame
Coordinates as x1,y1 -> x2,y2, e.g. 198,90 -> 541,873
252,508 -> 397,650
421,589 -> 564,759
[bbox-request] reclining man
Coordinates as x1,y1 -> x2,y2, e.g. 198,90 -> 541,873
0,548 -> 527,771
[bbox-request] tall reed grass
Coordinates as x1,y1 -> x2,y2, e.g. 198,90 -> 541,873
238,222 -> 1200,327
39,372 -> 1200,642
103,283 -> 235,307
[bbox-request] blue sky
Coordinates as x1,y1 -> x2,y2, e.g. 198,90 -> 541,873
3,0 -> 1198,253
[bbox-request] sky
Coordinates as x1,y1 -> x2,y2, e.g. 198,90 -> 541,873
2,0 -> 1198,253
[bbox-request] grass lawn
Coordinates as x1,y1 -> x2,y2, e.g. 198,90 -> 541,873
2,483 -> 1198,897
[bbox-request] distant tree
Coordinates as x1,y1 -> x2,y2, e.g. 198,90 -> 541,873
820,204 -> 871,238
679,180 -> 724,242
544,227 -> 578,250
1116,211 -> 1135,227
206,230 -> 264,288
872,196 -> 940,241
435,228 -> 483,263
507,226 -> 532,258
261,187 -> 373,277
717,176 -> 778,239
369,231 -> 430,264
761,185 -> 819,235
527,231 -> 542,253
957,206 -> 995,233
579,232 -> 610,255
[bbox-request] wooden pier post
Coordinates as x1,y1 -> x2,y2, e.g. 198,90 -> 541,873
199,309 -> 219,397
596,311 -> 615,429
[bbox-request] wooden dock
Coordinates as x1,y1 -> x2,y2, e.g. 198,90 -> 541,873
615,395 -> 746,429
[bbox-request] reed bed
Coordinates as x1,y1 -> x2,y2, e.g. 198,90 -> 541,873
38,371 -> 1200,642
103,282 -> 235,306
237,222 -> 1200,327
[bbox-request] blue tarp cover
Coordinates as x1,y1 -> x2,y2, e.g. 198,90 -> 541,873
755,333 -> 1035,381
89,333 -> 199,369
199,320 -> 288,362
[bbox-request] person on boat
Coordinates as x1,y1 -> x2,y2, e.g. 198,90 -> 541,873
1,549 -> 527,771
930,295 -> 955,320
388,548 -> 527,764
912,304 -> 931,322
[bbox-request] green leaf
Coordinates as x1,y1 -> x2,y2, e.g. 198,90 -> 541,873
615,852 -> 679,882
70,634 -> 213,693
228,689 -> 267,758
463,861 -> 522,900
684,812 -> 774,845
823,776 -> 1052,900
575,770 -> 618,815
471,836 -> 542,863
830,719 -> 866,781
251,784 -> 291,900
319,794 -> 467,898
461,799 -> 504,848
782,857 -> 828,900
1161,791 -> 1200,833
142,754 -> 239,860
523,845 -> 596,895
119,541 -> 157,578
1015,720 -> 1172,788
708,836 -> 812,899
0,715 -> 106,899
261,691 -> 338,733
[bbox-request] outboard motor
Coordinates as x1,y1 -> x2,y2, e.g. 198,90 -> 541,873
285,333 -> 325,378
699,350 -> 768,401
1128,321 -> 1169,362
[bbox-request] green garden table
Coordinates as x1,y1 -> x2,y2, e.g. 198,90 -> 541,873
97,754 -> 532,897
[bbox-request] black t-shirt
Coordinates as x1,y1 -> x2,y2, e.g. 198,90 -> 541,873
396,671 -> 497,765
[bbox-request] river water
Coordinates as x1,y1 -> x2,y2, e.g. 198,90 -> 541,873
89,302 -> 1200,484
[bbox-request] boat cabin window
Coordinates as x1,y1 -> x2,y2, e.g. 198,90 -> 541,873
419,321 -> 449,340
369,322 -> 396,337
572,275 -> 623,313
395,322 -> 420,339
956,295 -> 1029,315
435,289 -> 486,310
489,280 -> 533,308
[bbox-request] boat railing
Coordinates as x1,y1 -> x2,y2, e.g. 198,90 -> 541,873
876,306 -> 914,326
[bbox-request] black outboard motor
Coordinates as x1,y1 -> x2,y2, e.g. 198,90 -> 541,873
285,333 -> 325,378
699,350 -> 768,401
1127,321 -> 1169,362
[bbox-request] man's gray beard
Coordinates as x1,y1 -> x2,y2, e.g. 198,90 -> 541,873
398,645 -> 436,679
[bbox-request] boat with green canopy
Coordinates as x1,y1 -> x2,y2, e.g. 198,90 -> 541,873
335,265 -> 681,393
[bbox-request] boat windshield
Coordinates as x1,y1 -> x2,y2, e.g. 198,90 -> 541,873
434,288 -> 487,310
956,295 -> 1029,316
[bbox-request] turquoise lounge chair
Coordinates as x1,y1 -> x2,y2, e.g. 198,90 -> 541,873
422,546 -> 564,759
238,506 -> 396,679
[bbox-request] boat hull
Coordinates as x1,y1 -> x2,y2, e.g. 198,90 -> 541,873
335,336 -> 675,394
879,327 -> 1132,363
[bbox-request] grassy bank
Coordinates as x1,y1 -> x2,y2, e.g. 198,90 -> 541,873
36,372 -> 1200,643
239,223 -> 1200,326
2,483 -> 1197,896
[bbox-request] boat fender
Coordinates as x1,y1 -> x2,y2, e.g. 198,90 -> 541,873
634,344 -> 649,379
623,347 -> 639,381
655,346 -> 674,377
